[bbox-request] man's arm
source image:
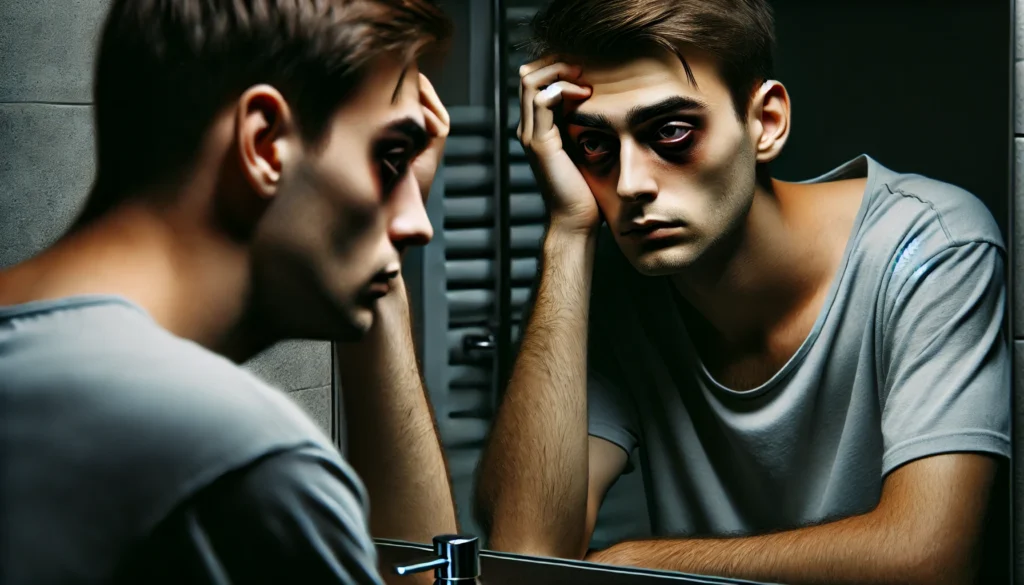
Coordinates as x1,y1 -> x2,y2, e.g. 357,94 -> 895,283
475,227 -> 598,558
587,453 -> 997,585
474,57 -> 612,557
337,277 -> 458,544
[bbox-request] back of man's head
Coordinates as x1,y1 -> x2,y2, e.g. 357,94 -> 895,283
81,0 -> 450,226
527,0 -> 775,117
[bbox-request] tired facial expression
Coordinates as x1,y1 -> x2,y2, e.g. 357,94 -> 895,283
564,49 -> 767,276
250,55 -> 432,341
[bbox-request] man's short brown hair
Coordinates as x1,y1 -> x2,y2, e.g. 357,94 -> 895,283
82,0 -> 450,225
526,0 -> 775,118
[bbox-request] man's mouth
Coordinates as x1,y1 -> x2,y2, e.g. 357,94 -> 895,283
621,219 -> 687,239
363,265 -> 401,300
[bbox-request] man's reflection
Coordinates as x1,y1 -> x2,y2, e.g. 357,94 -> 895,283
475,1 -> 1010,584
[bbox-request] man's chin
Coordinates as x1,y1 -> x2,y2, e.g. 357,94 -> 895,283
319,303 -> 376,343
629,246 -> 701,276
339,304 -> 376,341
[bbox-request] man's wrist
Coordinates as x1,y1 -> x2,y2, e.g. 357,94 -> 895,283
544,219 -> 600,252
337,276 -> 411,354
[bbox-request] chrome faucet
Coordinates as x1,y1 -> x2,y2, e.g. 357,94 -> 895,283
393,534 -> 481,584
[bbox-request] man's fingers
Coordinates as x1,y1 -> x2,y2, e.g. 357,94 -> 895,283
535,81 -> 591,108
520,62 -> 583,145
522,62 -> 582,92
422,104 -> 446,140
519,55 -> 556,104
532,81 -> 591,140
418,73 -> 450,132
519,55 -> 558,79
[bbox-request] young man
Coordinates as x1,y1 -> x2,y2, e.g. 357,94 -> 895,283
475,1 -> 1010,584
0,1 -> 457,584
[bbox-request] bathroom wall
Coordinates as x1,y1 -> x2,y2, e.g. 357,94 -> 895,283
0,0 -> 334,433
1013,1 -> 1023,581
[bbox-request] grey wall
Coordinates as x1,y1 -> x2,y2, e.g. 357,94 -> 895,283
1015,1 -> 1024,581
0,0 -> 334,434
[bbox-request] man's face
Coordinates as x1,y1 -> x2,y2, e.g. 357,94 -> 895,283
251,56 -> 432,341
564,49 -> 760,276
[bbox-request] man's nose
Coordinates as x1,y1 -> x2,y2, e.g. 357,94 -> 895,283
388,179 -> 434,252
616,141 -> 658,203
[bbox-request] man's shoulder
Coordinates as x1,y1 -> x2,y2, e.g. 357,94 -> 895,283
2,296 -> 320,432
865,166 -> 1004,253
1,296 -> 337,515
0,297 -> 346,581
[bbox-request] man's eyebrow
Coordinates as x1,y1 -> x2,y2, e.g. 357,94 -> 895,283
384,118 -> 429,151
564,95 -> 709,131
564,111 -> 614,130
626,95 -> 708,127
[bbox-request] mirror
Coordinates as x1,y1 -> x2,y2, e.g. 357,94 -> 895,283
390,0 -> 1014,584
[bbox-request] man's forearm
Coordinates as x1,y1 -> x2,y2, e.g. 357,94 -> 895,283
589,509 -> 973,585
475,226 -> 597,558
338,278 -> 458,543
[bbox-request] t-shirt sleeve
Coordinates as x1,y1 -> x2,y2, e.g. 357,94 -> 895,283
587,369 -> 640,459
586,306 -> 640,459
116,446 -> 384,585
879,241 -> 1011,475
584,229 -> 642,462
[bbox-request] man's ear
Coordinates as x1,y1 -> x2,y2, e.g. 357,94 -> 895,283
235,84 -> 297,199
746,80 -> 791,164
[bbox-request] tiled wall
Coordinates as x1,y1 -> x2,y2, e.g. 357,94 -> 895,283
0,0 -> 334,433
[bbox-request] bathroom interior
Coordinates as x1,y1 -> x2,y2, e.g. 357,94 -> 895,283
0,0 -> 1017,582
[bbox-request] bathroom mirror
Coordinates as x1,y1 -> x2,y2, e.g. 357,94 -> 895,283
391,0 -> 1015,583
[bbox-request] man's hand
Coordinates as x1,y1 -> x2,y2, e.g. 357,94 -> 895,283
411,72 -> 449,202
518,57 -> 600,235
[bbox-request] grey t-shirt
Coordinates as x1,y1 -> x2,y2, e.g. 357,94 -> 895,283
587,155 -> 1011,536
0,296 -> 383,585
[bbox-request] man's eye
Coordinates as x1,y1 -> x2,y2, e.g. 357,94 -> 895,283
655,123 -> 693,144
380,148 -> 409,190
579,135 -> 612,156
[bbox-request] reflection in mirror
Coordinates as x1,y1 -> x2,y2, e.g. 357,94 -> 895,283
407,0 -> 1013,584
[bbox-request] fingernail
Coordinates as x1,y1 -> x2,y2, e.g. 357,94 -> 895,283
539,85 -> 562,101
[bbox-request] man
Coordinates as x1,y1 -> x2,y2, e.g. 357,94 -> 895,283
475,1 -> 1010,584
0,1 -> 457,584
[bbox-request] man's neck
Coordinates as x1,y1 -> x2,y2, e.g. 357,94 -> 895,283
670,179 -> 848,348
0,202 -> 262,360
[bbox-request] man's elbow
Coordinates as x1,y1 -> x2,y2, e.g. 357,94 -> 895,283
474,499 -> 581,559
898,539 -> 976,585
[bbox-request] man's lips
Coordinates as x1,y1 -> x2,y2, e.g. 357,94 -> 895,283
366,281 -> 392,298
361,265 -> 401,302
621,219 -> 687,236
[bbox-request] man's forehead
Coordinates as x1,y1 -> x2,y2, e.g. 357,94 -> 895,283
347,55 -> 419,110
568,85 -> 711,128
337,59 -> 422,127
386,65 -> 423,120
570,52 -> 725,121
391,65 -> 421,104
